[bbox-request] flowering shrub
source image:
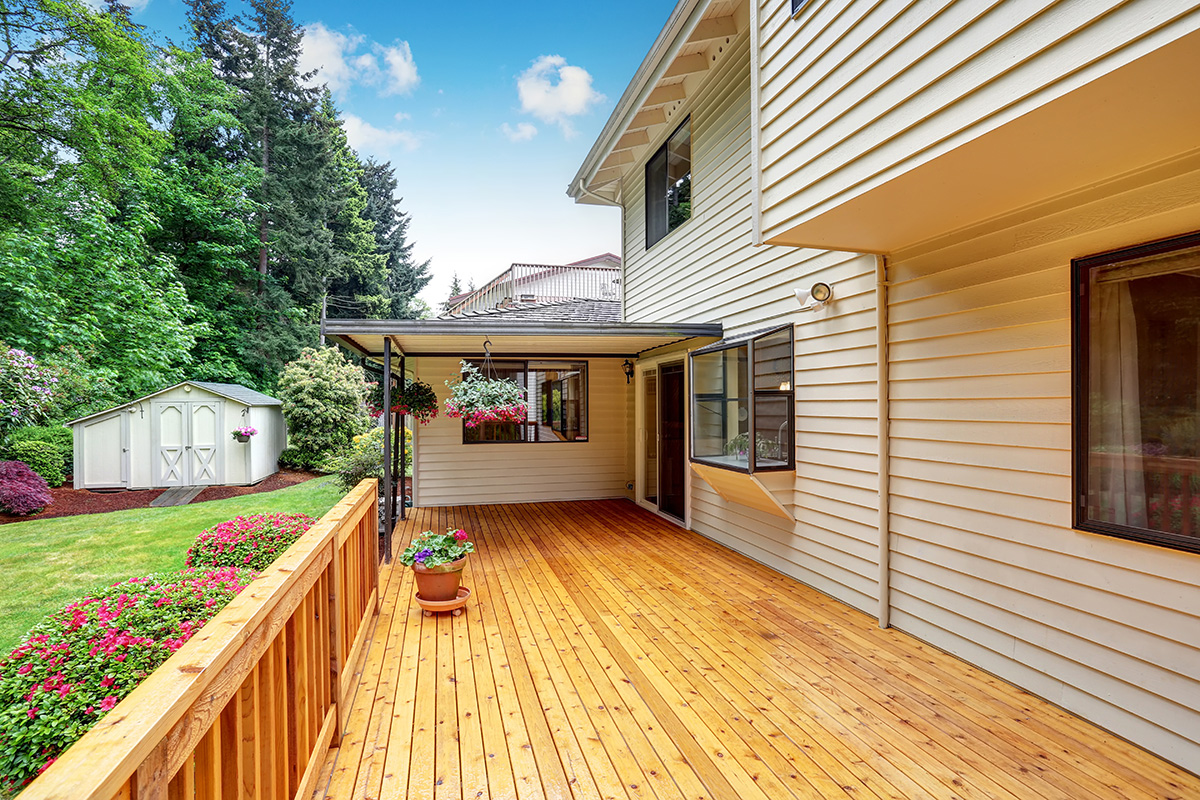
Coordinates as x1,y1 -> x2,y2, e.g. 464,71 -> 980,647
0,568 -> 255,792
8,441 -> 64,487
399,528 -> 475,568
0,461 -> 51,516
0,345 -> 58,431
185,513 -> 317,571
231,425 -> 258,439
277,347 -> 369,459
333,427 -> 410,493
444,361 -> 527,428
391,379 -> 438,425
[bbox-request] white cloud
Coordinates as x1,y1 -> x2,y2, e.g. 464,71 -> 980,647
298,23 -> 365,95
394,112 -> 412,122
298,23 -> 420,98
500,122 -> 538,142
516,55 -> 605,137
343,114 -> 421,155
380,41 -> 420,95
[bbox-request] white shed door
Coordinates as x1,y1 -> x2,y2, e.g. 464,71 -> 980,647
188,401 -> 223,485
80,413 -> 128,489
154,402 -> 188,487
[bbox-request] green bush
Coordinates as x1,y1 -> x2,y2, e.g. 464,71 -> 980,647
277,348 -> 369,464
8,441 -> 64,487
333,427 -> 411,493
278,446 -> 321,471
5,426 -> 72,472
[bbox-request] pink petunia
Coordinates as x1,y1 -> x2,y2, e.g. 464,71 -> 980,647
99,696 -> 117,712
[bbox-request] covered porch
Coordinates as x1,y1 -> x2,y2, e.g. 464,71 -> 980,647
311,500 -> 1197,800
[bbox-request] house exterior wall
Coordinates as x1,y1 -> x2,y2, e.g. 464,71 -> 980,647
620,28 -> 882,614
756,0 -> 1200,244
412,357 -> 631,507
884,162 -> 1200,769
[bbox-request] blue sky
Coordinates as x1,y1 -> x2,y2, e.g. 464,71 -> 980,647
130,0 -> 677,309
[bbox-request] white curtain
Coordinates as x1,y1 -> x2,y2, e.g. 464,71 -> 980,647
1089,280 -> 1147,527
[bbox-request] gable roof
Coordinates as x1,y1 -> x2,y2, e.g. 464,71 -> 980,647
68,381 -> 280,426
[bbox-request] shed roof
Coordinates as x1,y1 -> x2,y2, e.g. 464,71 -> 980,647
68,381 -> 281,426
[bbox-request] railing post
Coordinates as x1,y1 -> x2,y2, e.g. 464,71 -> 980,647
327,541 -> 344,743
133,741 -> 167,800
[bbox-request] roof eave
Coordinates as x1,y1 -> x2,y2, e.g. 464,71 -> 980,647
567,0 -> 712,202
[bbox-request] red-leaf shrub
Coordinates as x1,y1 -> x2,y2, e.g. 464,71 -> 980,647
0,460 -> 52,516
0,568 -> 255,792
185,513 -> 317,571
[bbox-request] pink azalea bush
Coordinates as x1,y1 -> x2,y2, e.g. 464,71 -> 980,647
0,568 -> 254,792
0,460 -> 52,516
185,513 -> 317,571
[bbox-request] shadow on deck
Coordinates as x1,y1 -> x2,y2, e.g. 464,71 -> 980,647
313,499 -> 1197,800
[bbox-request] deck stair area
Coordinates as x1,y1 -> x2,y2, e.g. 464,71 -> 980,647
313,500 -> 1199,800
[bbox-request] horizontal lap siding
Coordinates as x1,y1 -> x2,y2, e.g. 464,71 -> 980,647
413,357 -> 629,506
622,31 -> 881,613
756,0 -> 1200,241
885,165 -> 1200,769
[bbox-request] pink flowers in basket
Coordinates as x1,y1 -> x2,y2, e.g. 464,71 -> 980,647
444,399 -> 527,428
444,360 -> 527,428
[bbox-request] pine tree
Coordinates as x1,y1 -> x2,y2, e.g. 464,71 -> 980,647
360,157 -> 432,318
441,273 -> 463,315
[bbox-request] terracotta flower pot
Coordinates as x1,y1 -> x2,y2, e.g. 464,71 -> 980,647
412,557 -> 467,602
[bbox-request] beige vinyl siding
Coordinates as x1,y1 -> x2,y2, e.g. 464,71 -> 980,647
413,357 -> 630,507
755,0 -> 1200,243
884,161 -> 1200,768
621,28 -> 881,614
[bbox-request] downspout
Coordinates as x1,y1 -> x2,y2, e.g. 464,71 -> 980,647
876,254 -> 891,629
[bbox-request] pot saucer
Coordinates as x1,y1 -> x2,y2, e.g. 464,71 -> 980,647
415,585 -> 471,616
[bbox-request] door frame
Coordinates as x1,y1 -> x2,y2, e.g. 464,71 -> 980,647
635,354 -> 691,528
151,399 -> 226,487
78,411 -> 130,490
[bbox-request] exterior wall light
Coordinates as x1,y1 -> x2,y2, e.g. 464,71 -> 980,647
794,281 -> 833,311
622,359 -> 635,384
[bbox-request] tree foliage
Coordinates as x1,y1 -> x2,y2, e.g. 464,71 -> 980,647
276,346 -> 369,461
0,0 -> 433,419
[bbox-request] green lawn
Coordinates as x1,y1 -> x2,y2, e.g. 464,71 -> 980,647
0,477 -> 344,653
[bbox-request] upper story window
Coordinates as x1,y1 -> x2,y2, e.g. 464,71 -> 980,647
462,361 -> 589,444
1073,231 -> 1200,554
790,0 -> 812,15
690,326 -> 794,473
645,117 -> 691,249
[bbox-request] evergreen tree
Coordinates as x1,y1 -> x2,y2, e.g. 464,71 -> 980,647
359,158 -> 432,318
441,273 -> 463,315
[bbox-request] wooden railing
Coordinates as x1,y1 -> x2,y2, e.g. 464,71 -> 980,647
21,479 -> 381,800
1088,452 -> 1200,536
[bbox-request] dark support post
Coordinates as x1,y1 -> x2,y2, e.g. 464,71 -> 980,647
382,338 -> 393,561
398,355 -> 407,522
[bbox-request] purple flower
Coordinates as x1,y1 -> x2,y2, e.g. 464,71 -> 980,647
414,549 -> 433,563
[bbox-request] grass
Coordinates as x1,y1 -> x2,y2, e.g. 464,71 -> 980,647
0,477 -> 344,654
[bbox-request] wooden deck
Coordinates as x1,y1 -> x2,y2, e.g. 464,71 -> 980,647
314,500 -> 1199,800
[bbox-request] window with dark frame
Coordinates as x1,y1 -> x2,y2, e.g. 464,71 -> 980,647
645,117 -> 692,249
1073,231 -> 1200,554
689,326 -> 794,473
461,360 -> 589,444
790,0 -> 812,15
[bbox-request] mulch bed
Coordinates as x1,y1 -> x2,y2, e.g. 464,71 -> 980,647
0,470 -> 323,525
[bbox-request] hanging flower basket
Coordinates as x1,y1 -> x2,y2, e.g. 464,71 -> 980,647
390,378 -> 439,425
444,360 -> 527,428
231,426 -> 257,443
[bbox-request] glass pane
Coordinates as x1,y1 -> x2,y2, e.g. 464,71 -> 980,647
666,119 -> 691,234
691,346 -> 750,470
1085,244 -> 1200,542
753,394 -> 791,469
754,328 -> 793,391
645,145 -> 668,247
529,362 -> 588,442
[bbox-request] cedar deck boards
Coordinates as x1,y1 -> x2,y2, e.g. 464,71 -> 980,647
314,500 -> 1198,800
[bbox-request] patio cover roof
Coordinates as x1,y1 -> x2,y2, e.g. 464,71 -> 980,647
322,318 -> 722,361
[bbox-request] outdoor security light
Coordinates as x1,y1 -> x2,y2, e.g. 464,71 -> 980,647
794,281 -> 834,311
622,359 -> 635,384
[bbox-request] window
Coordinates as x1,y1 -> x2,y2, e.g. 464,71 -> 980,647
645,117 -> 691,249
690,326 -> 794,472
462,361 -> 588,444
790,0 -> 812,15
1073,231 -> 1200,554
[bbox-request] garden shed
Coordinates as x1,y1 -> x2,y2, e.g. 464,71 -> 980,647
68,382 -> 286,491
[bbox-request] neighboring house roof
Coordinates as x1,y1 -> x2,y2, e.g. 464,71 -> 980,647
448,299 -> 622,324
68,381 -> 281,426
566,253 -> 622,267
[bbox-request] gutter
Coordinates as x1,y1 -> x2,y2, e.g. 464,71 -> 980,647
568,0 -> 712,200
876,254 -> 892,629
